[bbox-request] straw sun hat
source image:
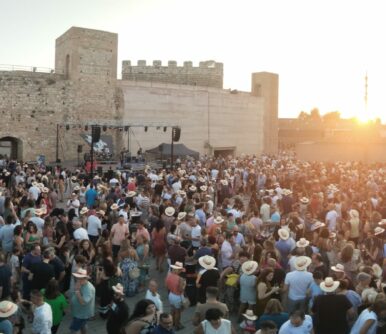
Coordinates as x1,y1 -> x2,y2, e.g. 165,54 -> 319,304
241,261 -> 258,275
320,277 -> 340,293
278,228 -> 290,241
0,301 -> 18,318
198,256 -> 216,270
294,256 -> 311,271
72,268 -> 90,279
165,207 -> 175,217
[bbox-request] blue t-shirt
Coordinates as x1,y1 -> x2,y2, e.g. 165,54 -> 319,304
240,274 -> 257,303
309,281 -> 323,308
256,312 -> 289,330
85,188 -> 97,208
0,319 -> 13,334
71,282 -> 95,319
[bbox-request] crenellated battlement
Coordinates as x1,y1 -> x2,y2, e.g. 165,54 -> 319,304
121,60 -> 223,88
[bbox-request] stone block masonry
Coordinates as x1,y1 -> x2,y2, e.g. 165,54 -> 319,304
122,60 -> 224,89
0,26 -> 278,162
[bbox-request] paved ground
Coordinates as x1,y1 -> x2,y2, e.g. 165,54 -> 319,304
54,263 -> 197,334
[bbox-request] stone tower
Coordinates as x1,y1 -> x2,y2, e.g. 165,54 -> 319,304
55,27 -> 118,82
251,72 -> 279,154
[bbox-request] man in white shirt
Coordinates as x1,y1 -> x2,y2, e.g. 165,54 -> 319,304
31,290 -> 52,334
73,219 -> 89,242
279,310 -> 313,334
325,203 -> 338,232
67,193 -> 80,216
28,183 -> 40,202
87,211 -> 103,244
220,233 -> 234,270
190,219 -> 202,249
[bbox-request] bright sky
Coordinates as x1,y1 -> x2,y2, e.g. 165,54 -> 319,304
1,0 -> 385,121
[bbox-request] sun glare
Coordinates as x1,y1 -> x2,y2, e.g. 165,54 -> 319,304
355,114 -> 372,124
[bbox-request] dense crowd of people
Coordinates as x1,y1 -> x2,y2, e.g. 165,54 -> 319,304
0,154 -> 385,333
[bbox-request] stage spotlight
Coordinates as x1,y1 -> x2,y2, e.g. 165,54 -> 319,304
85,125 -> 88,131
66,125 -> 70,130
103,126 -> 107,131
163,126 -> 167,132
144,126 -> 148,132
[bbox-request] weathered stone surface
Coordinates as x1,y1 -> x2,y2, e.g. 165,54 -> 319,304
0,27 -> 278,162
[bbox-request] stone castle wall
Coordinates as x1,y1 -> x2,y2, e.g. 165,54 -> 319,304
0,27 -> 278,163
122,60 -> 223,88
118,81 -> 264,156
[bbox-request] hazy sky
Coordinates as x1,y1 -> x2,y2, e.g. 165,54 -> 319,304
1,0 -> 385,121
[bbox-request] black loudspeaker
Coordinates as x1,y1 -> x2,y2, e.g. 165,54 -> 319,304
97,166 -> 103,175
172,127 -> 181,142
77,145 -> 82,153
91,126 -> 101,142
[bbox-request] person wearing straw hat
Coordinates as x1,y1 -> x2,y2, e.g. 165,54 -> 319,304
106,283 -> 129,334
165,261 -> 186,331
312,277 -> 354,334
196,255 -> 219,303
0,300 -> 18,333
69,268 -> 96,333
240,309 -> 257,333
283,256 -> 313,313
239,260 -> 259,316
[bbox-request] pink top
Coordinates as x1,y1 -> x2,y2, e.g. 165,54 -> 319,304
165,272 -> 182,295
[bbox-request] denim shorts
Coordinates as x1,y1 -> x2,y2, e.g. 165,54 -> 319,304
168,292 -> 183,309
70,317 -> 88,331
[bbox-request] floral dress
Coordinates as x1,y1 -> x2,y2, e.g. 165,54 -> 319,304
120,257 -> 139,297
136,244 -> 150,283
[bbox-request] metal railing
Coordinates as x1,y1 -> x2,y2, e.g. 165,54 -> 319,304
0,64 -> 60,74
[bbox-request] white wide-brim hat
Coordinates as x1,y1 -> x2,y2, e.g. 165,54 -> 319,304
349,209 -> 359,219
165,207 -> 175,217
300,197 -> 309,204
294,256 -> 311,271
0,301 -> 18,318
177,212 -> 187,220
189,185 -> 197,192
214,216 -> 224,224
320,277 -> 340,293
296,238 -> 310,248
374,227 -> 385,236
243,309 -> 257,321
80,207 -> 89,215
198,255 -> 216,270
311,221 -> 325,231
112,283 -> 125,295
200,185 -> 208,192
220,180 -> 228,186
372,264 -> 383,278
278,228 -> 289,240
127,191 -> 136,197
241,260 -> 258,275
72,268 -> 90,279
331,263 -> 345,273
110,203 -> 119,210
170,261 -> 184,270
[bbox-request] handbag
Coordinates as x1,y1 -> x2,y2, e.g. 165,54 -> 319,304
225,273 -> 239,287
129,267 -> 140,279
